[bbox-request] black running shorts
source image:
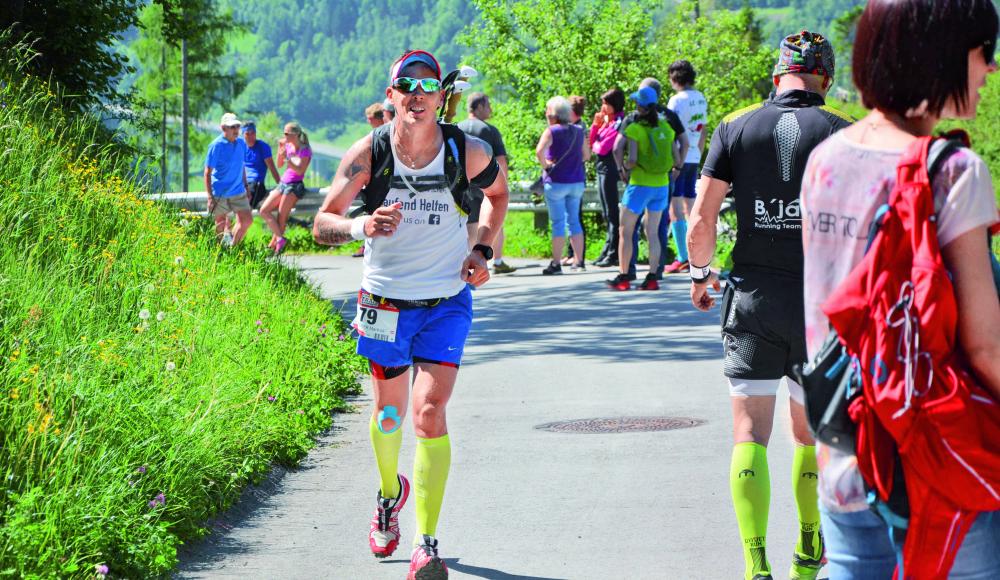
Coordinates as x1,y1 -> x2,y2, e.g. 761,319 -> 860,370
719,271 -> 807,380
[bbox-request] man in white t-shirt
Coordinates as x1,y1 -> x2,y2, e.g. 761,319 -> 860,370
665,60 -> 708,273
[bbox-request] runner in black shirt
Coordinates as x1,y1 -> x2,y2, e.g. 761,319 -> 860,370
686,31 -> 853,580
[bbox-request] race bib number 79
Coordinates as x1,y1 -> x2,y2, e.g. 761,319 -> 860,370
353,291 -> 400,342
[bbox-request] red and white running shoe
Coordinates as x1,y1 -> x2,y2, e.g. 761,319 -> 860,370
368,474 -> 410,558
407,534 -> 448,580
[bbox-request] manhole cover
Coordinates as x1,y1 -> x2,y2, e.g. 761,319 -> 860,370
535,416 -> 705,434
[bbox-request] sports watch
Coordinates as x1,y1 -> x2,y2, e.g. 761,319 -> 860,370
690,263 -> 712,284
472,243 -> 494,260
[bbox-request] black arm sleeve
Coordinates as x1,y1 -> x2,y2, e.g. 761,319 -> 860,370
470,156 -> 501,189
701,122 -> 733,183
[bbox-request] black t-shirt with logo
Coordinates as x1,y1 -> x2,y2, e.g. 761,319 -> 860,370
702,90 -> 853,277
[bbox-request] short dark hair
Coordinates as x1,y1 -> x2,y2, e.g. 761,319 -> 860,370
569,95 -> 586,118
467,92 -> 489,113
668,60 -> 697,87
853,0 -> 998,118
601,88 -> 625,113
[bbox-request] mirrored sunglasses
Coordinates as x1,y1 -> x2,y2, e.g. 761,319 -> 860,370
392,77 -> 442,94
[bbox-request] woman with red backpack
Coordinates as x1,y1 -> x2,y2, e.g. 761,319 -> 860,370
800,1 -> 1000,577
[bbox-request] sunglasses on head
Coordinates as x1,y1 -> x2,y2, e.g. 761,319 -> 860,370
392,77 -> 442,94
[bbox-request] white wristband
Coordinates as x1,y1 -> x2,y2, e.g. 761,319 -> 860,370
690,263 -> 712,283
350,216 -> 368,241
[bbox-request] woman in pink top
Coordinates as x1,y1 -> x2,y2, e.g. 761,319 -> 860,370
800,0 -> 999,576
261,122 -> 313,253
590,88 -> 625,267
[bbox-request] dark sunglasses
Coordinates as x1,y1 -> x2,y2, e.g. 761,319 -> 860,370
392,77 -> 442,94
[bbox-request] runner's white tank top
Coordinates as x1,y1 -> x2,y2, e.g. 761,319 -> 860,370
361,126 -> 469,300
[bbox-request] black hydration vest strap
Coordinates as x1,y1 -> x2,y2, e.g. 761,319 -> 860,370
361,122 -> 472,216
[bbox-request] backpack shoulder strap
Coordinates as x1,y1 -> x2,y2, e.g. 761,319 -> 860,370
362,124 -> 394,215
439,122 -> 473,215
869,136 -> 963,250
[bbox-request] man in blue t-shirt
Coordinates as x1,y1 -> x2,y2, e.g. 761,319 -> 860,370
241,121 -> 280,209
204,112 -> 251,245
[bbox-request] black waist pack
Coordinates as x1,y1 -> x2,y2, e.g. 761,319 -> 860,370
791,329 -> 861,452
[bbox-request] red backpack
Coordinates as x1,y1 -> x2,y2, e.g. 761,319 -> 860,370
822,136 -> 1000,579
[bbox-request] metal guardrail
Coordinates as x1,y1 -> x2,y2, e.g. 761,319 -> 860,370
152,182 -> 603,222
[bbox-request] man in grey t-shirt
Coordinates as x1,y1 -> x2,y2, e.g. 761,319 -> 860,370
458,92 -> 514,273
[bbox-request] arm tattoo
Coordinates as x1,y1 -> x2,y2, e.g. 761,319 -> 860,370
314,217 -> 355,246
345,156 -> 370,184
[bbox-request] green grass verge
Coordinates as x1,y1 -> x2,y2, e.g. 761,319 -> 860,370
0,65 -> 366,576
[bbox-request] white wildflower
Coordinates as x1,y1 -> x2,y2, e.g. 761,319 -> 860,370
156,311 -> 165,322
174,256 -> 184,266
138,309 -> 151,320
165,361 -> 176,372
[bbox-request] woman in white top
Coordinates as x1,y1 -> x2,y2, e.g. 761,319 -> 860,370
800,0 -> 999,577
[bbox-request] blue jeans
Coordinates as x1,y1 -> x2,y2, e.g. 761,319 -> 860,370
544,181 -> 584,238
820,506 -> 1000,579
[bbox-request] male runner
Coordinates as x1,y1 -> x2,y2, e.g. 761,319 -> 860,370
686,31 -> 852,580
313,50 -> 508,580
457,92 -> 513,273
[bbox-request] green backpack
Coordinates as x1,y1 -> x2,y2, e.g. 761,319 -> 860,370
637,122 -> 675,175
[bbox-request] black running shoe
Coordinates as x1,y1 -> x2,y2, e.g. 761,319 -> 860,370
542,261 -> 562,275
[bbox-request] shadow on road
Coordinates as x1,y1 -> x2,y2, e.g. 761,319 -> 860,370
446,559 -> 569,580
314,268 -> 722,367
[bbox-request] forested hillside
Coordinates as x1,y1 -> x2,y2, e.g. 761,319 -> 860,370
226,0 -> 476,136
213,0 -> 864,136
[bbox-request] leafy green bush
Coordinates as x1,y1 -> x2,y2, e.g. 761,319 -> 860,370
0,47 -> 365,577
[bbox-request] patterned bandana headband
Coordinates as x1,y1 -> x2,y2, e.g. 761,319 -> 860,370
772,30 -> 835,79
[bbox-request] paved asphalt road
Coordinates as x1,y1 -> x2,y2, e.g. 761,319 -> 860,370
177,255 -> 822,580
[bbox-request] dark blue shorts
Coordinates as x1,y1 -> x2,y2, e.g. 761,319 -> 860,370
356,285 -> 473,367
672,163 -> 699,198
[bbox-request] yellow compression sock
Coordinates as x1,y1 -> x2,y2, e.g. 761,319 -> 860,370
369,413 -> 402,499
792,445 -> 822,560
731,442 -> 771,579
414,434 -> 451,540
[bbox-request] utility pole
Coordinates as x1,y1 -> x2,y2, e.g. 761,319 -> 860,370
161,44 -> 167,193
181,37 -> 189,193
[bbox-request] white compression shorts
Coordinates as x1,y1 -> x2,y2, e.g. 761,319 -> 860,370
728,377 -> 805,405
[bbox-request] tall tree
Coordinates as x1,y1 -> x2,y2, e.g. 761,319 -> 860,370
127,1 -> 245,191
0,1 -> 141,110
461,0 -> 660,175
656,1 -> 775,138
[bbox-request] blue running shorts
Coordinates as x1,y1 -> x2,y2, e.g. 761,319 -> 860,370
356,285 -> 473,367
621,184 -> 670,214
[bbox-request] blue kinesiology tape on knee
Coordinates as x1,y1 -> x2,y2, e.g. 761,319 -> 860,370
377,405 -> 402,434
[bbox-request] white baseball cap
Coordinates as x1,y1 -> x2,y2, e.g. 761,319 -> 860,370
220,112 -> 241,127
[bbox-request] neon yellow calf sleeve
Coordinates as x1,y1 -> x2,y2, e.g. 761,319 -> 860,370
792,445 -> 822,559
414,434 -> 451,540
731,442 -> 771,579
369,414 -> 402,499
